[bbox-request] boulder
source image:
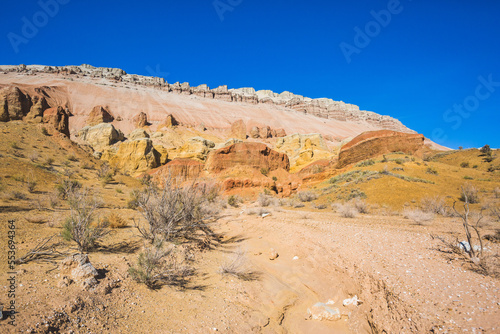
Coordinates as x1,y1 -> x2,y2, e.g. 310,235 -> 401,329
43,106 -> 70,137
170,137 -> 215,162
151,158 -> 204,181
230,119 -> 246,140
215,138 -> 243,149
132,112 -> 148,127
275,133 -> 331,170
206,142 -> 290,173
77,123 -> 125,151
337,130 -> 425,168
87,105 -> 114,126
128,128 -> 150,141
162,114 -> 179,128
259,126 -> 271,139
274,128 -> 287,137
154,145 -> 169,165
59,254 -> 98,290
250,126 -> 260,139
101,138 -> 160,174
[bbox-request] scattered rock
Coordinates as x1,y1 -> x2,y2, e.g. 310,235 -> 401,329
230,119 -> 247,140
59,254 -> 98,289
77,123 -> 125,150
101,138 -> 160,175
342,295 -> 361,307
162,114 -> 179,128
43,106 -> 70,137
128,128 -> 150,141
307,302 -> 341,321
269,248 -> 279,260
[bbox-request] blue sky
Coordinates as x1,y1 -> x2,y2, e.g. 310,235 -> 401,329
1,0 -> 499,148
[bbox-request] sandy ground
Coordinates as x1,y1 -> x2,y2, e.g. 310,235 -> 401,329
1,203 -> 499,333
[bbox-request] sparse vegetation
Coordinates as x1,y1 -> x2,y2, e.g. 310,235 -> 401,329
460,162 -> 470,168
61,187 -> 108,252
129,242 -> 192,289
106,213 -> 128,228
218,249 -> 257,281
260,167 -> 269,176
463,176 -> 473,180
356,159 -> 375,167
297,191 -> 318,202
337,203 -> 358,218
403,208 -> 434,225
351,198 -> 369,214
41,127 -> 49,136
420,195 -> 447,216
228,194 -> 241,208
258,193 -> 273,207
134,177 -> 217,243
26,171 -> 37,193
426,167 -> 438,175
459,183 -> 480,204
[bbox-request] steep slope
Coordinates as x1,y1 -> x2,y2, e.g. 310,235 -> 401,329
1,64 -> 418,142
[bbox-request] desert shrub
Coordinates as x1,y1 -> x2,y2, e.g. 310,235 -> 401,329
140,174 -> 152,186
28,151 -> 40,162
494,187 -> 500,199
218,249 -> 257,281
338,203 -> 358,218
473,165 -> 478,168
292,201 -> 305,208
480,145 -> 491,155
426,167 -> 438,175
97,162 -> 114,184
310,165 -> 325,174
41,127 -> 49,136
381,155 -> 388,163
463,176 -> 473,180
313,203 -> 327,210
392,167 -> 404,171
247,207 -> 270,216
81,162 -> 94,170
403,208 -> 434,225
55,179 -> 82,199
272,176 -> 278,181
394,159 -> 404,165
228,195 -> 241,208
134,177 -> 217,243
11,191 -> 27,200
356,159 -> 375,167
260,167 -> 269,176
67,155 -> 78,162
483,153 -> 494,163
44,157 -> 55,166
459,183 -> 480,204
26,172 -> 37,193
61,187 -> 108,252
258,193 -> 273,207
106,213 -> 128,228
10,142 -> 20,149
128,189 -> 141,209
129,243 -> 192,289
490,207 -> 500,222
420,195 -> 447,215
297,191 -> 317,202
351,198 -> 369,214
460,162 -> 470,168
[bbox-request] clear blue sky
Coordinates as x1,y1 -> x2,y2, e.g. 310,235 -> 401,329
1,0 -> 499,149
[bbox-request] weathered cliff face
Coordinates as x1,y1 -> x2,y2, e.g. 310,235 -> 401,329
337,130 -> 425,168
206,142 -> 290,173
150,158 -> 204,181
0,64 -> 414,134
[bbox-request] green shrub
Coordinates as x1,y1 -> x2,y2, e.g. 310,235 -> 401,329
260,167 -> 269,176
460,162 -> 470,168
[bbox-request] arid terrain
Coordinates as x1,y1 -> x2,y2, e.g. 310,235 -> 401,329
0,65 -> 499,333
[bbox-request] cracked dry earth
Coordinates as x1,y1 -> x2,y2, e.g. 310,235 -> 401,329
2,207 -> 500,333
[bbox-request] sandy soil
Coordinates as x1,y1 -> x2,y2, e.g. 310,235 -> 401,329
1,204 -> 499,333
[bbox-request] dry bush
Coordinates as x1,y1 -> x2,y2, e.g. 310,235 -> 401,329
420,195 -> 448,216
129,243 -> 193,289
313,203 -> 327,210
61,187 -> 108,252
26,171 -> 37,193
351,198 -> 369,214
403,208 -> 434,225
292,201 -> 305,208
490,206 -> 500,222
297,191 -> 318,202
494,187 -> 500,199
97,162 -> 114,185
247,207 -> 270,216
459,183 -> 480,204
106,213 -> 128,228
28,151 -> 40,162
337,203 -> 358,218
135,177 -> 217,243
257,193 -> 274,207
11,191 -> 27,200
218,249 -> 258,281
227,194 -> 242,208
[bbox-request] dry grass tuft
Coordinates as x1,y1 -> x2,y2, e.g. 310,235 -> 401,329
106,213 -> 128,228
403,208 -> 434,225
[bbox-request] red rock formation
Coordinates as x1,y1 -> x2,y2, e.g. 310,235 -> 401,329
206,142 -> 290,173
337,130 -> 425,168
87,105 -> 114,126
151,158 -> 203,181
43,106 -> 70,137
